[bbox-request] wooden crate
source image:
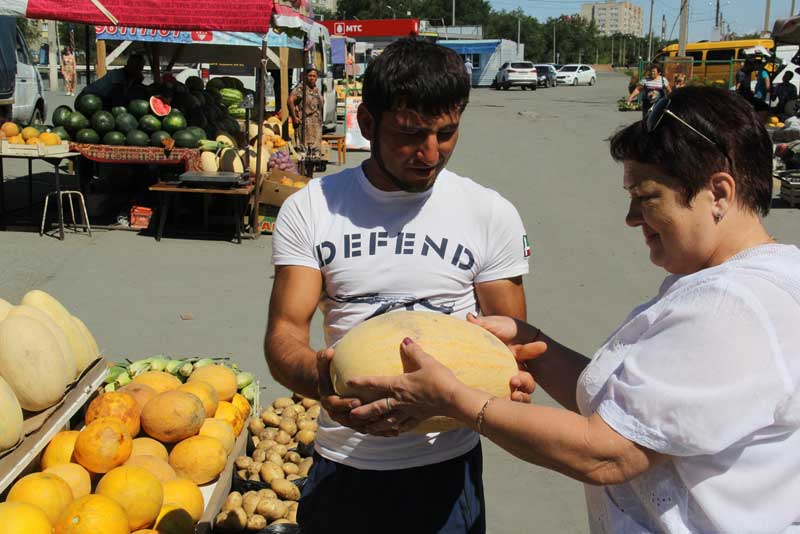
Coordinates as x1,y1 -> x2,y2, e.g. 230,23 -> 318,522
196,429 -> 248,534
0,140 -> 70,157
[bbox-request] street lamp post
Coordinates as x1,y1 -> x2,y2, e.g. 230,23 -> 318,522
386,4 -> 396,18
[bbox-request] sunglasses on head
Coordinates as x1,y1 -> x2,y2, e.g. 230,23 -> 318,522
646,97 -> 734,171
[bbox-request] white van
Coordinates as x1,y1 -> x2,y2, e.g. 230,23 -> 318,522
0,20 -> 47,124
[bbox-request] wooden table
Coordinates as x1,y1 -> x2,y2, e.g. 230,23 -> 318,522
149,182 -> 254,244
322,134 -> 346,165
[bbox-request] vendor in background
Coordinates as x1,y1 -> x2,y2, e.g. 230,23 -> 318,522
77,53 -> 146,110
752,59 -> 772,119
60,47 -> 76,97
772,71 -> 797,116
673,73 -> 686,89
288,68 -> 323,150
627,64 -> 671,119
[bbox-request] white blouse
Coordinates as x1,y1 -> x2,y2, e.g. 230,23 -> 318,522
577,244 -> 800,533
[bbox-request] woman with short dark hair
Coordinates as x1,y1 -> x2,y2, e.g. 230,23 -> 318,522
348,86 -> 800,533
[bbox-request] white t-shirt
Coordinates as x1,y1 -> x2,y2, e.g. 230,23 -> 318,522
577,244 -> 800,533
272,165 -> 530,470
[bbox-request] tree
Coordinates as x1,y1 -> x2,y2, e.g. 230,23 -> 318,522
16,18 -> 39,46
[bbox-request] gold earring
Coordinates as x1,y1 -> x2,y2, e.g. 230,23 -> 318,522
715,212 -> 724,223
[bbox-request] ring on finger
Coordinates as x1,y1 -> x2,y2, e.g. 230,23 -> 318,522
385,397 -> 393,411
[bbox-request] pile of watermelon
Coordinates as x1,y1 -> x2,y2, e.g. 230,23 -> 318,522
58,75 -> 249,149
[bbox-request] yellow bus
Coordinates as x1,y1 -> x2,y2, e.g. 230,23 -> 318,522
653,39 -> 774,83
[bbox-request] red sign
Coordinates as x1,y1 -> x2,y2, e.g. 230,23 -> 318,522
321,19 -> 419,38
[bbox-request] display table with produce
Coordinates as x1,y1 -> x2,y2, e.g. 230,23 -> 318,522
68,143 -> 205,172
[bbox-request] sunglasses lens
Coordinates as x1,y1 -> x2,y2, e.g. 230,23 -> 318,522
646,98 -> 668,132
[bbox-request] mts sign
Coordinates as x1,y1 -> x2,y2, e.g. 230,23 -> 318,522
322,19 -> 419,38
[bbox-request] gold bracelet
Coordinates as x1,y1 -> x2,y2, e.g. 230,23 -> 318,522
476,396 -> 497,435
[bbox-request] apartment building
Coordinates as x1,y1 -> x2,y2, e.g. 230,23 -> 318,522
581,1 -> 644,36
312,0 -> 337,13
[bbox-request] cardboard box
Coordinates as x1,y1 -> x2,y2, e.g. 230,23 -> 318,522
258,168 -> 310,207
257,204 -> 279,234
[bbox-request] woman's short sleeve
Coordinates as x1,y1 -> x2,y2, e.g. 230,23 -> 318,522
595,280 -> 793,457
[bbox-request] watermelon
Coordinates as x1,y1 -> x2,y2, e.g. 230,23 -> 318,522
150,130 -> 172,147
66,111 -> 89,132
111,106 -> 128,117
186,127 -> 207,142
52,106 -> 73,127
90,111 -> 116,135
228,106 -> 245,120
75,128 -> 100,144
219,88 -> 244,107
126,129 -> 150,147
102,131 -> 126,146
185,76 -> 204,92
149,96 -> 172,117
52,126 -> 70,142
206,78 -> 225,92
187,109 -> 208,129
75,94 -> 102,116
138,115 -> 162,134
127,99 -> 151,118
115,113 -> 138,134
172,129 -> 199,148
162,112 -> 188,133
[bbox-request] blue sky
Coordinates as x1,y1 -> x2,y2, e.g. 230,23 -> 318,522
488,0 -> 795,41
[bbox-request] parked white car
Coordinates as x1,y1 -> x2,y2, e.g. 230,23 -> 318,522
493,61 -> 538,90
556,64 -> 597,86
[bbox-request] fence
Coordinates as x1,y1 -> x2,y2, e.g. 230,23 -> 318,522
637,58 -> 747,89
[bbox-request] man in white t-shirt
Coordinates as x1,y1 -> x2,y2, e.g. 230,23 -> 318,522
265,39 -> 533,533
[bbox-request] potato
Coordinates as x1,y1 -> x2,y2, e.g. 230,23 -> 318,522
287,474 -> 302,481
247,514 -> 267,530
275,430 -> 292,445
286,504 -> 298,522
257,438 -> 278,451
216,508 -> 248,530
247,462 -> 263,476
279,418 -> 298,437
256,498 -> 288,521
306,404 -> 321,418
252,449 -> 268,463
285,451 -> 302,464
248,417 -> 266,435
249,473 -> 261,482
300,397 -> 319,409
283,462 -> 299,476
297,418 -> 318,432
250,436 -> 260,449
296,429 -> 315,445
237,469 -> 248,479
261,410 -> 282,427
223,492 -> 243,511
235,456 -> 253,469
282,404 -> 305,419
260,462 -> 284,484
242,493 -> 261,516
273,397 -> 294,409
257,489 -> 277,501
270,444 -> 289,458
272,478 -> 301,501
260,428 -> 279,441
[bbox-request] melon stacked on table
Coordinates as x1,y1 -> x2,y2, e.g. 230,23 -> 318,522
0,290 -> 101,455
0,361 -> 252,534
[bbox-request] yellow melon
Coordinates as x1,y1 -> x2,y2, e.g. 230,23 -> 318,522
153,503 -> 195,534
132,371 -> 182,394
0,501 -> 53,534
141,390 -> 205,443
1,121 -> 20,137
71,316 -> 100,362
124,454 -> 177,484
40,131 -> 61,146
130,437 -> 169,461
187,364 -> 237,401
198,417 -> 235,454
331,311 -> 520,433
8,304 -> 78,380
214,401 -> 244,436
41,430 -> 80,469
0,297 -> 11,321
96,465 -> 164,530
168,435 -> 226,484
85,391 -> 141,437
7,472 -> 74,524
162,478 -> 204,522
177,381 -> 219,417
54,494 -> 129,534
230,392 -> 251,419
73,416 -> 132,474
118,383 -> 157,412
132,531 -> 159,534
44,462 -> 92,499
0,375 -> 23,452
21,126 -> 40,140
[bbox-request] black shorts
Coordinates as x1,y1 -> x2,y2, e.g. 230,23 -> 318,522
752,98 -> 769,111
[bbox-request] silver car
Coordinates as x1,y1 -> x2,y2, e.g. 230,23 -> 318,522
493,62 -> 538,91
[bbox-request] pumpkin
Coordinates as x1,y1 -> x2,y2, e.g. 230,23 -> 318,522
168,435 -> 226,484
118,383 -> 157,412
230,392 -> 251,419
96,465 -> 164,530
73,416 -> 132,473
214,401 -> 244,435
177,381 -> 219,417
132,371 -> 182,394
8,304 -> 78,380
331,311 -> 520,433
153,504 -> 195,534
71,316 -> 100,361
0,501 -> 53,534
7,472 -> 74,524
0,375 -> 23,451
130,437 -> 169,461
41,430 -> 80,469
187,364 -> 237,401
198,417 -> 235,454
44,462 -> 92,498
0,314 -> 68,411
85,391 -> 141,437
54,494 -> 130,534
124,454 -> 177,483
162,478 -> 205,522
21,289 -> 94,373
141,390 -> 205,443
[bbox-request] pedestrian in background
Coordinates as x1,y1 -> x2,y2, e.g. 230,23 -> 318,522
673,72 -> 686,89
288,68 -> 323,150
772,71 -> 797,116
464,56 -> 474,87
60,47 -> 76,96
627,64 -> 670,119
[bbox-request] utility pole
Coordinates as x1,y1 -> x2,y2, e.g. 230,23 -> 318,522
792,0 -> 796,17
611,36 -> 614,66
764,0 -> 771,33
452,0 -> 456,27
678,0 -> 689,56
517,17 -> 521,58
48,21 -> 59,91
647,0 -> 654,60
553,24 -> 556,63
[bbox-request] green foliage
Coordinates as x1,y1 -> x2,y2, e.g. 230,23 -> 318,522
16,18 -> 39,47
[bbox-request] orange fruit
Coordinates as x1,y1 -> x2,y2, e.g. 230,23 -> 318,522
1,122 -> 20,137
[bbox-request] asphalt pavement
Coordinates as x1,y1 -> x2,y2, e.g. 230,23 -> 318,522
1,73 -> 799,533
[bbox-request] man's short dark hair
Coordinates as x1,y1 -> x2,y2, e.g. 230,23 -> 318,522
783,71 -> 795,82
609,86 -> 772,216
648,63 -> 662,74
362,38 -> 470,118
